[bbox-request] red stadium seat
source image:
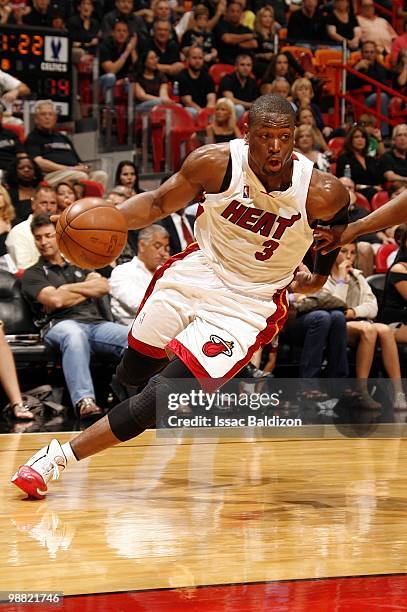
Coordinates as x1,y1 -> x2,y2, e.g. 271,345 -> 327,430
3,122 -> 25,143
209,64 -> 235,88
355,191 -> 371,211
150,104 -> 197,171
80,180 -> 104,198
328,137 -> 345,161
195,107 -> 215,130
375,243 -> 398,273
371,191 -> 389,210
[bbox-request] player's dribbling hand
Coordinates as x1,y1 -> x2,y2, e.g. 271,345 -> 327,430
313,225 -> 354,254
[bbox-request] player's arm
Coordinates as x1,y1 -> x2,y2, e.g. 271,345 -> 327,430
291,171 -> 349,294
117,144 -> 229,229
314,187 -> 407,254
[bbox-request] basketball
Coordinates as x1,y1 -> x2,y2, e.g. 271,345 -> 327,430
55,198 -> 128,269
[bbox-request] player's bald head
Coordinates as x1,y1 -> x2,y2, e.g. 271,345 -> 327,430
248,94 -> 295,129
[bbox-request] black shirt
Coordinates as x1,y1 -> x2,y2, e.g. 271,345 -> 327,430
214,20 -> 254,65
348,61 -> 390,91
181,28 -> 215,56
325,11 -> 359,41
179,69 -> 215,108
21,257 -> 105,331
287,9 -> 325,43
67,14 -> 100,47
23,7 -> 53,27
25,128 -> 81,167
218,72 -> 259,103
9,187 -> 32,226
0,126 -> 24,170
381,150 -> 407,178
380,269 -> 407,324
148,39 -> 181,65
99,37 -> 136,79
137,71 -> 167,97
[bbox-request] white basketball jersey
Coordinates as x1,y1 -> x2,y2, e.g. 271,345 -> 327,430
195,139 -> 314,299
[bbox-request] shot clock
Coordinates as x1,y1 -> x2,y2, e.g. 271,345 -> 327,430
0,24 -> 72,118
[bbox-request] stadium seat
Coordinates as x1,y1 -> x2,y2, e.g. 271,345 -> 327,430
150,104 -> 197,171
4,122 -> 25,143
195,107 -> 215,130
366,273 -> 386,302
80,180 -> 104,198
313,49 -> 343,96
389,97 -> 407,124
371,191 -> 389,210
375,244 -> 398,273
328,136 -> 345,160
355,191 -> 371,211
209,64 -> 235,88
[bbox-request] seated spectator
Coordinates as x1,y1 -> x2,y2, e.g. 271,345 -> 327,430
99,19 -> 138,105
391,18 -> 407,67
206,97 -> 241,143
325,241 -> 407,409
55,182 -> 77,212
236,0 -> 256,30
101,0 -> 149,47
67,0 -> 100,57
336,124 -> 383,202
379,223 -> 407,344
23,0 -> 53,27
134,49 -> 173,111
358,112 -> 385,158
218,54 -> 259,119
392,49 -> 407,97
214,1 -> 257,65
5,185 -> 57,270
357,0 -> 396,56
179,45 -> 216,118
149,19 -> 184,77
290,78 -> 324,131
4,157 -> 43,224
0,101 -> 25,173
114,160 -> 141,197
268,77 -> 291,100
181,4 -> 218,66
253,6 -> 279,79
294,125 -> 330,172
0,0 -> 12,23
261,52 -> 307,95
325,0 -> 362,51
381,124 -> 407,189
0,323 -> 35,420
160,208 -> 195,255
287,0 -> 324,46
0,185 -> 15,271
348,40 -> 391,137
110,224 -> 169,325
254,0 -> 286,29
25,100 -> 107,188
21,214 -> 129,418
296,107 -> 329,152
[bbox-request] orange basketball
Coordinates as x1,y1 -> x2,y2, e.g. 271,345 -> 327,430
56,198 -> 128,269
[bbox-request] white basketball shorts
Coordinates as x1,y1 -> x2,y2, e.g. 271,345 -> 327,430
128,244 -> 289,391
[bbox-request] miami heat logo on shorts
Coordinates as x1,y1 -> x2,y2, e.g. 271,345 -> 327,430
202,335 -> 234,358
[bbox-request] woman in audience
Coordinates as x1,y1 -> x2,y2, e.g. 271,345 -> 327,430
261,52 -> 297,94
0,324 -> 34,420
325,241 -> 407,409
325,0 -> 362,50
55,182 -> 77,212
4,157 -> 43,224
336,125 -> 383,203
206,98 -> 241,144
291,78 -> 324,132
253,7 -> 280,79
294,125 -> 330,172
134,50 -> 173,112
0,185 -> 15,265
114,161 -> 140,198
380,224 -> 407,344
67,0 -> 100,57
297,107 -> 329,152
392,48 -> 407,96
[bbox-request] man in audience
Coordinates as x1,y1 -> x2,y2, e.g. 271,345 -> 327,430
101,0 -> 149,47
181,4 -> 218,66
0,102 -> 26,172
21,214 -> 129,418
23,0 -> 53,27
160,208 -> 195,255
6,185 -> 57,270
99,19 -> 138,104
381,124 -> 407,188
287,0 -> 324,47
110,224 -> 170,325
218,54 -> 259,119
214,2 -> 257,65
149,20 -> 184,77
25,100 -> 107,188
391,18 -> 407,66
179,46 -> 216,118
357,0 -> 397,56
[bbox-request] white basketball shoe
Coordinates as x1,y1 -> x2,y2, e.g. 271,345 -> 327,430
11,439 -> 67,499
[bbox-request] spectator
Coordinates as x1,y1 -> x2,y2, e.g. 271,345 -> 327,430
348,40 -> 391,137
214,1 -> 257,65
0,0 -> 12,23
357,0 -> 397,56
99,19 -> 138,104
25,100 -> 107,188
206,97 -> 241,143
290,77 -> 324,130
0,324 -> 35,420
160,208 -> 195,255
6,185 -> 57,270
260,52 -> 299,94
358,112 -> 385,158
253,6 -> 279,79
392,49 -> 407,96
0,68 -> 30,109
134,50 -> 173,111
110,224 -> 170,325
294,125 -> 330,172
325,0 -> 362,51
325,241 -> 407,409
23,0 -> 53,27
21,214 -> 129,418
67,0 -> 100,57
114,160 -> 141,197
336,124 -> 383,202
151,0 -> 176,33
268,77 -> 291,100
148,19 -> 184,77
287,0 -> 324,46
101,0 -> 149,46
391,18 -> 407,67
0,185 -> 15,270
296,107 -> 329,152
381,124 -> 407,188
218,54 -> 259,119
55,182 -> 77,212
179,46 -> 216,118
0,101 -> 25,172
4,157 -> 43,224
181,4 -> 218,66
379,223 -> 407,344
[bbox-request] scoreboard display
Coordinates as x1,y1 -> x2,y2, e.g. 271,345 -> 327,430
0,24 -> 72,118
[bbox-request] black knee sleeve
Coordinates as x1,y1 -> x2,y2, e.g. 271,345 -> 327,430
116,347 -> 168,388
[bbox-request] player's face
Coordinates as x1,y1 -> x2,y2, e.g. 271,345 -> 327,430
139,233 -> 170,272
248,115 -> 294,177
33,224 -> 58,259
32,190 -> 58,215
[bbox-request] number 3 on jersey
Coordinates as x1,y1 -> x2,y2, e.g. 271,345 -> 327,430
255,239 -> 279,261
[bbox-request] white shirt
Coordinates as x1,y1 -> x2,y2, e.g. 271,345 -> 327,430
0,70 -> 22,112
5,215 -> 40,270
170,212 -> 194,251
109,256 -> 153,324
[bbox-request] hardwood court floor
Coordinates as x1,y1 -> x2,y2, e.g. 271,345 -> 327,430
2,430 -> 407,609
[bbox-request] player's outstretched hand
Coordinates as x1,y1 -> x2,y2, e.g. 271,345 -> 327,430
313,224 -> 355,254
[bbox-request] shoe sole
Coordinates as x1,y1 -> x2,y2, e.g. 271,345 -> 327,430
11,466 -> 48,500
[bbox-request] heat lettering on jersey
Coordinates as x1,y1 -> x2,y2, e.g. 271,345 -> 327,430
221,200 -> 301,240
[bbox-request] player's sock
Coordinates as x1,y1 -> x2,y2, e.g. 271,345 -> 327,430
62,442 -> 79,463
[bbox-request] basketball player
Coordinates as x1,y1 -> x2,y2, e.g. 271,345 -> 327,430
12,95 -> 351,499
314,187 -> 407,253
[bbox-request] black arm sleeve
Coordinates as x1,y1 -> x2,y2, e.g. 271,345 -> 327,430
313,202 -> 349,276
